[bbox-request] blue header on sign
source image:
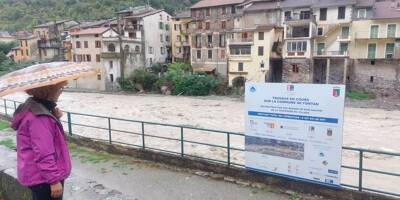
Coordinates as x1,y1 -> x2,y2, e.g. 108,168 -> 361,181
248,111 -> 338,124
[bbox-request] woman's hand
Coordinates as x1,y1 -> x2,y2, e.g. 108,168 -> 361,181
50,182 -> 63,198
52,107 -> 63,119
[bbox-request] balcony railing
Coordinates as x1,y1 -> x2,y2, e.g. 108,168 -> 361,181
101,52 -> 121,59
229,38 -> 253,45
314,50 -> 349,57
285,14 -> 315,22
355,31 -> 399,39
286,51 -> 307,57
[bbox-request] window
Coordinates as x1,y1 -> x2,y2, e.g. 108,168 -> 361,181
196,35 -> 202,48
159,22 -> 164,30
385,43 -> 395,58
161,47 -> 165,55
109,61 -> 113,69
160,14 -> 163,20
95,34 -> 99,37
160,34 -> 164,42
96,54 -> 100,62
20,41 -> 23,47
110,74 -> 114,82
341,26 -> 349,39
368,43 -> 376,59
165,24 -> 170,31
129,32 -> 136,39
260,62 -> 265,69
84,41 -> 88,48
206,8 -> 210,16
300,11 -> 311,20
357,9 -> 366,19
197,50 -> 201,59
222,7 -> 226,15
338,6 -> 346,19
320,8 -> 327,21
221,49 -> 225,59
370,25 -> 379,38
317,27 -> 323,36
97,74 -> 101,80
76,41 -> 81,48
258,46 -> 264,56
86,54 -> 91,62
285,11 -> 291,20
197,22 -> 203,29
370,76 -> 374,83
149,47 -> 153,54
219,34 -> 226,47
207,34 -> 213,46
231,5 -> 236,14
258,32 -> 264,40
287,41 -> 307,52
108,44 -> 116,52
73,54 -> 76,62
208,50 -> 212,59
238,63 -> 243,71
174,24 -> 178,31
177,47 -> 182,53
317,43 -> 325,55
95,41 -> 101,48
221,21 -> 226,29
26,50 -> 28,56
135,46 -> 140,53
387,24 -> 397,38
292,64 -> 299,73
206,22 -> 210,30
77,55 -> 83,62
230,46 -> 251,55
21,50 -> 24,56
340,42 -> 348,55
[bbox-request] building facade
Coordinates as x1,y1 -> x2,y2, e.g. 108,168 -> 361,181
348,0 -> 400,94
172,11 -> 192,63
33,20 -> 79,62
227,0 -> 283,86
117,6 -> 172,69
189,0 -> 245,77
8,33 -> 38,63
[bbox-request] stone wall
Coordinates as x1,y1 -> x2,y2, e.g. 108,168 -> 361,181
348,59 -> 400,96
328,59 -> 346,84
282,59 -> 312,83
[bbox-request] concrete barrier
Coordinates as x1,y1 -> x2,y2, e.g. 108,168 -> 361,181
0,169 -> 31,200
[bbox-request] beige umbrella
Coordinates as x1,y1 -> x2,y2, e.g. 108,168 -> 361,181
0,62 -> 99,97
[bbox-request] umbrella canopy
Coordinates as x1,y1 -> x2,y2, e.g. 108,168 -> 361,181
0,62 -> 99,97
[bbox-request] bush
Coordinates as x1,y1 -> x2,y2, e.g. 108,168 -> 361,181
172,73 -> 218,96
346,91 -> 374,100
120,69 -> 158,92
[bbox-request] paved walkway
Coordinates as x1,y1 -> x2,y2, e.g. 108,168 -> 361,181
0,129 -> 319,200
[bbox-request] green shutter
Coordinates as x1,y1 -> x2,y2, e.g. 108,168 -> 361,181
387,24 -> 396,38
368,44 -> 376,59
386,43 -> 395,58
370,25 -> 379,38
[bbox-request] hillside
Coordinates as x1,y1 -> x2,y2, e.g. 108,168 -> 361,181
0,0 -> 198,32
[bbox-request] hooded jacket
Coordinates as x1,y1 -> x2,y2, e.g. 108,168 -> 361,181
11,97 -> 71,186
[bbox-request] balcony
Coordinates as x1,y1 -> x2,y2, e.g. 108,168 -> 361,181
229,38 -> 253,45
286,51 -> 307,57
355,31 -> 399,40
101,52 -> 121,59
313,50 -> 349,57
38,40 -> 62,49
125,24 -> 143,31
284,14 -> 315,25
182,41 -> 190,46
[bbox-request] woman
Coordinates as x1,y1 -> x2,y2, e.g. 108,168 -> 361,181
11,81 -> 71,200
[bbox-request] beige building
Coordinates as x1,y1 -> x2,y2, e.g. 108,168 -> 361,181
69,27 -> 110,90
172,11 -> 191,63
348,0 -> 400,94
8,32 -> 38,63
227,0 -> 283,86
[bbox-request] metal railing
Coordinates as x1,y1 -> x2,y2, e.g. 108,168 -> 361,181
1,98 -> 399,198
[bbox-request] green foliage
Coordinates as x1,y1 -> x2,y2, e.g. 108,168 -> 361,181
0,0 -> 199,32
0,121 -> 10,130
0,41 -> 17,55
346,91 -> 374,100
0,138 -> 15,150
172,73 -> 218,96
120,69 -> 158,92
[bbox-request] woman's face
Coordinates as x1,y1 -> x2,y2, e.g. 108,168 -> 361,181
48,81 -> 67,102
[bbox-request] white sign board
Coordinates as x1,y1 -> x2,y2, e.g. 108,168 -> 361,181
245,83 -> 345,187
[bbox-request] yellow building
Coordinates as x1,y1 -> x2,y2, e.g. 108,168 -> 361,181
172,11 -> 192,63
348,0 -> 400,94
8,33 -> 38,63
227,1 -> 283,87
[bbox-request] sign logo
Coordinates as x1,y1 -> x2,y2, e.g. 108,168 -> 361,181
287,85 -> 294,91
332,87 -> 341,97
250,86 -> 256,93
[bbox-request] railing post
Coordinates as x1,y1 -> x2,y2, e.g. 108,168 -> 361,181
13,101 -> 16,111
4,99 -> 7,117
180,127 -> 184,157
141,122 -> 145,149
227,133 -> 231,166
359,150 -> 363,191
67,112 -> 72,136
108,118 -> 112,144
